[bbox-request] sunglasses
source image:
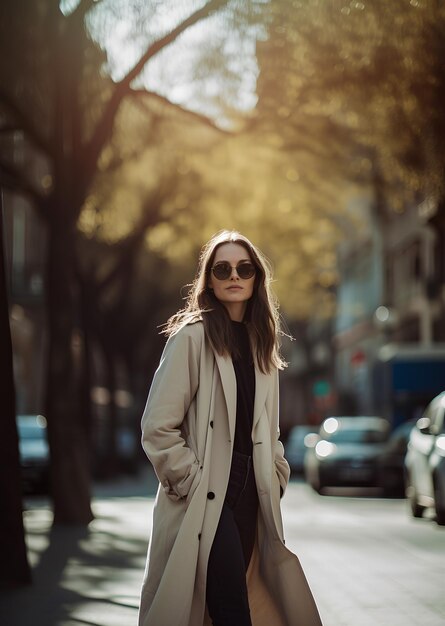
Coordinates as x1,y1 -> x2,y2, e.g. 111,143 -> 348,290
211,261 -> 256,281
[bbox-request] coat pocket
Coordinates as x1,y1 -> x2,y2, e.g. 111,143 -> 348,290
186,463 -> 203,504
162,455 -> 201,501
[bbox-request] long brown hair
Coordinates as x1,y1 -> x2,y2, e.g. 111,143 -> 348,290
162,230 -> 287,373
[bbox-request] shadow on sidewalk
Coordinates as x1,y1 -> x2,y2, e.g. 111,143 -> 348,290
1,523 -> 92,625
1,466 -> 158,626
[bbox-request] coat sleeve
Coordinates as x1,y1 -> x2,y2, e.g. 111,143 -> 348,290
141,326 -> 202,501
272,370 -> 291,496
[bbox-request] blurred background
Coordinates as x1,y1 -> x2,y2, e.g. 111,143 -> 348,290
1,0 -> 445,589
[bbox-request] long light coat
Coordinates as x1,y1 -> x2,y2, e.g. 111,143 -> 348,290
138,321 -> 322,626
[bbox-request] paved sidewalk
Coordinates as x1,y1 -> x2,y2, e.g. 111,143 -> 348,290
1,466 -> 158,626
3,471 -> 444,626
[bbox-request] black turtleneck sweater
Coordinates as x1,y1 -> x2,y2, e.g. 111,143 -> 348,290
231,321 -> 256,456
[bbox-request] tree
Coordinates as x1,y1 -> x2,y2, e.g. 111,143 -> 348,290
256,0 -> 445,213
0,0 -> 253,528
82,89 -> 347,319
77,179 -> 179,476
0,192 -> 31,587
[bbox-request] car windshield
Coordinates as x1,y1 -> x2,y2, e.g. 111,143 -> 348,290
327,428 -> 387,444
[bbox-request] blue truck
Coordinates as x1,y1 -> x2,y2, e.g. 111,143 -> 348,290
372,344 -> 445,429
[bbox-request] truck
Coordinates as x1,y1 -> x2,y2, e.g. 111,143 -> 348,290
372,344 -> 445,429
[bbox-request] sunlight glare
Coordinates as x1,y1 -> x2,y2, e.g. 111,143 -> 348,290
84,1 -> 261,129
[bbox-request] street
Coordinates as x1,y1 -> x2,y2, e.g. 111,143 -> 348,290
284,478 -> 445,626
2,470 -> 444,626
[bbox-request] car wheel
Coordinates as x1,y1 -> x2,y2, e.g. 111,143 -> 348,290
434,485 -> 445,526
406,474 -> 425,518
408,487 -> 425,518
382,484 -> 400,498
307,477 -> 322,494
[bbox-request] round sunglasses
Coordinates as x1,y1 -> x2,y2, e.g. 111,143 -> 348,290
211,261 -> 256,281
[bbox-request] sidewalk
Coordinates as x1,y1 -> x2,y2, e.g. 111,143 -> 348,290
4,471 -> 444,626
1,466 -> 159,626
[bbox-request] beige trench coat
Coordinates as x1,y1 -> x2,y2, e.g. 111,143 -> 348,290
138,321 -> 322,626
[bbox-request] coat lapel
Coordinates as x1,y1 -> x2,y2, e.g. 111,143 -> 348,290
214,350 -> 271,439
253,367 -> 270,430
214,351 -> 237,442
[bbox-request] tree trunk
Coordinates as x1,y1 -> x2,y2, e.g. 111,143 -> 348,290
103,346 -> 119,478
0,193 -> 31,586
45,220 -> 93,525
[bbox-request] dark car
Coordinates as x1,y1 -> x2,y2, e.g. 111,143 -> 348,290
304,416 -> 390,493
405,391 -> 445,526
117,424 -> 140,474
16,414 -> 50,494
378,420 -> 416,497
285,425 -> 318,475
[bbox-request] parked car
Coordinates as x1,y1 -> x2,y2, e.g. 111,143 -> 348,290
92,416 -> 141,478
304,416 -> 390,493
16,414 -> 50,494
285,425 -> 318,475
377,419 -> 416,497
405,391 -> 445,526
116,424 -> 140,474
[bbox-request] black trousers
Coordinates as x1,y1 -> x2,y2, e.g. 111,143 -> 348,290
206,451 -> 259,626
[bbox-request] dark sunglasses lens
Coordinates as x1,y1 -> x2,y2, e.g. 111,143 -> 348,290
212,263 -> 231,280
237,263 -> 255,279
212,262 -> 256,280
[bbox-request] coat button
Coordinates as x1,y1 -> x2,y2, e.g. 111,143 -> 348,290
210,421 -> 214,428
198,533 -> 201,540
207,491 -> 215,500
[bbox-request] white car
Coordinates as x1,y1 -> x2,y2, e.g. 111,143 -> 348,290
405,391 -> 445,526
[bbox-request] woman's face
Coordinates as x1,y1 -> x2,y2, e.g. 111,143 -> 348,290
208,243 -> 256,321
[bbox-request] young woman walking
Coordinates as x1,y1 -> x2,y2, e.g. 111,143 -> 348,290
138,230 -> 322,626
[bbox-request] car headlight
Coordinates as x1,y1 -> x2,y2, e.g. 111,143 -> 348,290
435,435 -> 445,457
315,440 -> 337,459
323,417 -> 339,434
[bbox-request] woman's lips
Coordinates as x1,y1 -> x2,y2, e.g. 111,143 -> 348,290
227,285 -> 242,290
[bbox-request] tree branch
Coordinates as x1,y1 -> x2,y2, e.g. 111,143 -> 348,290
84,0 -> 231,180
90,183 -> 171,294
120,0 -> 230,90
129,88 -> 232,135
69,0 -> 97,20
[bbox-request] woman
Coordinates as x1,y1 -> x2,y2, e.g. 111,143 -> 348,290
138,230 -> 322,626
